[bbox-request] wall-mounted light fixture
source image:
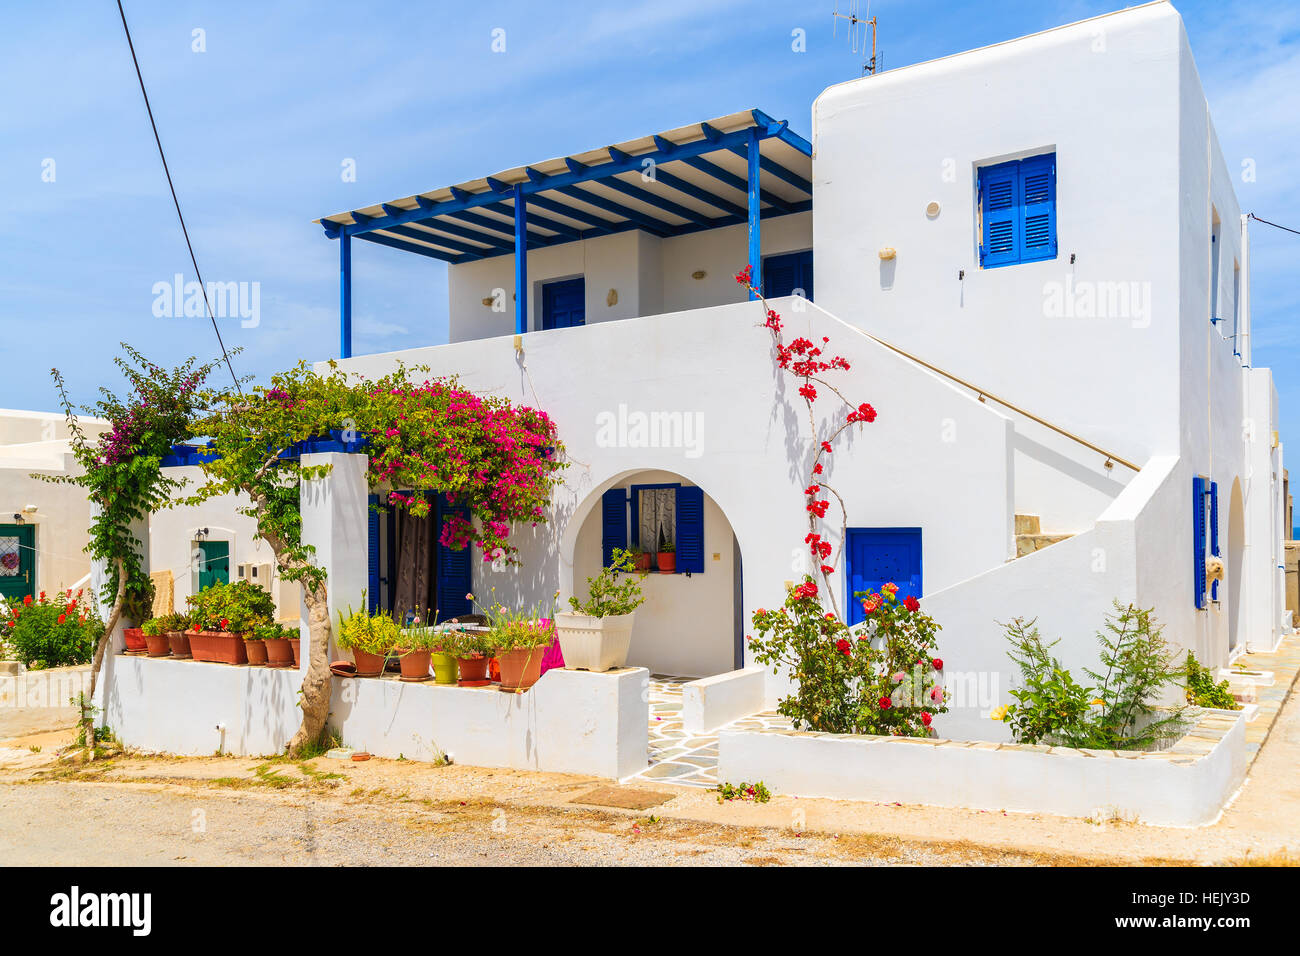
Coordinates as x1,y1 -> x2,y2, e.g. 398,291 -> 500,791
925,201 -> 941,218
691,270 -> 707,280
606,288 -> 619,307
879,247 -> 897,260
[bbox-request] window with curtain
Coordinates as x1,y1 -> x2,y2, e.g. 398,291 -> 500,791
637,487 -> 676,551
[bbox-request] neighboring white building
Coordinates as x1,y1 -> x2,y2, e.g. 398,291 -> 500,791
147,464 -> 300,622
0,409 -> 111,602
179,0 -> 1282,741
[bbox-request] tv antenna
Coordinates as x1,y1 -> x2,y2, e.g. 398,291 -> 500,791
832,1 -> 881,75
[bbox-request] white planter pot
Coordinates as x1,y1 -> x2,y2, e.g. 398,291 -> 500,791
553,611 -> 635,672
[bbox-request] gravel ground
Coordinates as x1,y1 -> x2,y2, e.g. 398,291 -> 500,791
0,758 -> 1107,867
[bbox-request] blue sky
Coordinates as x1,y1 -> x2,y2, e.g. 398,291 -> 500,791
2,0 -> 1298,451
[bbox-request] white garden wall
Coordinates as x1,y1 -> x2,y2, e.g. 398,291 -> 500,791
98,654 -> 649,780
718,707 -> 1246,827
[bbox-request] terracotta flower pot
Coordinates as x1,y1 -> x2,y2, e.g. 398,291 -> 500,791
658,552 -> 676,574
634,552 -> 652,572
431,651 -> 457,685
265,639 -> 294,667
351,649 -> 387,678
289,637 -> 301,667
456,655 -> 491,687
122,627 -> 147,653
244,638 -> 269,666
143,632 -> 171,658
166,630 -> 192,659
189,631 -> 248,665
397,648 -> 432,682
497,646 -> 545,692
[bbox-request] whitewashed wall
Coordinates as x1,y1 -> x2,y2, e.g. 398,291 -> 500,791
446,212 -> 811,342
328,297 -> 1015,691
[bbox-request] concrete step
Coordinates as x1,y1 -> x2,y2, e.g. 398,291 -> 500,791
1014,513 -> 1041,535
1015,532 -> 1073,558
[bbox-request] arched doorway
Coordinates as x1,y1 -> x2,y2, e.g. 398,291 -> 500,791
569,469 -> 742,678
1228,478 -> 1245,654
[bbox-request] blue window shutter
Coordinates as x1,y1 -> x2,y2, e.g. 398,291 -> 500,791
676,485 -> 705,574
979,161 -> 1020,268
1210,480 -> 1220,601
367,494 -> 380,614
799,250 -> 814,301
1019,153 -> 1057,263
601,488 -> 627,568
435,493 -> 472,621
1193,477 -> 1206,610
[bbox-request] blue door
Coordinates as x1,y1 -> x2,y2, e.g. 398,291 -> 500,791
541,277 -> 585,330
845,528 -> 922,626
762,250 -> 813,301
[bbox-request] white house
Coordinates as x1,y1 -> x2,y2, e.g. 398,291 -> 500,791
0,409 -> 110,602
138,1 -> 1286,746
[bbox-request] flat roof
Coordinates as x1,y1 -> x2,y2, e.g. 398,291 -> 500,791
316,109 -> 812,264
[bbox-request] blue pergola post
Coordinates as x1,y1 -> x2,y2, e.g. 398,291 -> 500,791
513,185 -> 528,333
339,232 -> 352,359
746,128 -> 761,300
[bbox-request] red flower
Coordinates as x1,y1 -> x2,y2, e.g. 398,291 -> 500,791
219,618 -> 230,631
798,383 -> 818,402
836,638 -> 852,657
903,596 -> 920,612
819,564 -> 835,574
878,697 -> 892,710
734,264 -> 753,285
862,595 -> 882,615
57,614 -> 66,625
812,463 -> 823,475
820,441 -> 833,454
932,658 -> 943,670
23,595 -> 31,606
921,711 -> 932,727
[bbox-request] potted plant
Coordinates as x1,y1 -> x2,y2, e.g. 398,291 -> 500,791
140,617 -> 172,658
186,580 -> 276,665
554,548 -> 646,671
629,543 -> 652,573
244,629 -> 269,666
257,621 -> 296,668
656,529 -> 676,574
335,606 -> 399,677
477,594 -> 558,693
438,625 -> 497,687
157,611 -> 193,659
288,627 -> 301,667
122,621 -> 148,654
395,617 -> 439,682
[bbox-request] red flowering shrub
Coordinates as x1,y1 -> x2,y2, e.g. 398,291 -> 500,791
746,577 -> 948,736
2,589 -> 102,669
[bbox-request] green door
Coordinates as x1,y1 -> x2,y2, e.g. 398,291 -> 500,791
0,525 -> 35,602
196,540 -> 230,592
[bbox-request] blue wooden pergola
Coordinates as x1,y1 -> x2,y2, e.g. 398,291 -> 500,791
317,109 -> 813,358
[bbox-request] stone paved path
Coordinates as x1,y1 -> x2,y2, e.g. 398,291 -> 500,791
630,675 -> 789,788
1231,633 -> 1300,759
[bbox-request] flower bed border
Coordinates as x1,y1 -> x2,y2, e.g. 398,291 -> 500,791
717,708 -> 1246,826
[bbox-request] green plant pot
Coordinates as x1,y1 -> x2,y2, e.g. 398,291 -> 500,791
431,652 -> 458,685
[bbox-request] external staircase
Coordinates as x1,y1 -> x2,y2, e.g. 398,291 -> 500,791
1014,514 -> 1073,558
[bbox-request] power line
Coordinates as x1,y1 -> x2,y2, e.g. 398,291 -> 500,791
115,0 -> 242,395
1249,212 -> 1300,237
